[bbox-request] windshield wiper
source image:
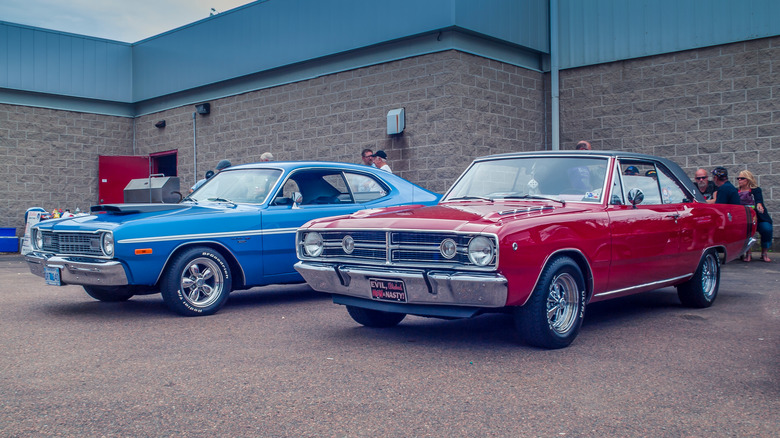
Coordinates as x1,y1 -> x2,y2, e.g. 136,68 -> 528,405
501,194 -> 566,205
207,197 -> 236,205
447,195 -> 493,202
180,195 -> 197,203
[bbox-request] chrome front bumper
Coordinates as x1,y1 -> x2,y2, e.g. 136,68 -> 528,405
25,252 -> 129,286
294,261 -> 508,308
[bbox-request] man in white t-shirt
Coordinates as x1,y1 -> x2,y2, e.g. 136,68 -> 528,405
372,150 -> 392,173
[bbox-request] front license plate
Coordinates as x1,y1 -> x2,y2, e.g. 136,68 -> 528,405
369,278 -> 407,302
44,266 -> 61,286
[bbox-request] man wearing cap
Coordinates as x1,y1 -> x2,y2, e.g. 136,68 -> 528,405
709,166 -> 740,205
372,150 -> 392,173
190,159 -> 232,192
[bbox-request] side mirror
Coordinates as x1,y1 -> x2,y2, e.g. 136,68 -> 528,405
627,188 -> 644,208
292,192 -> 303,209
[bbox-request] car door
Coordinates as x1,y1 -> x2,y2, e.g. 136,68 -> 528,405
605,160 -> 687,293
260,169 -> 376,279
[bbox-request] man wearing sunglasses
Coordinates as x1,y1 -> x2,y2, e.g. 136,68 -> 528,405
693,168 -> 715,201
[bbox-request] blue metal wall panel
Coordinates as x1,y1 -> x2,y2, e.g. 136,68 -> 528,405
558,0 -> 780,69
131,0 -> 548,102
0,21 -> 133,102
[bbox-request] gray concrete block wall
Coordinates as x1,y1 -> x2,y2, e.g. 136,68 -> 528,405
0,104 -> 133,236
135,50 -> 547,194
2,38 -> 777,253
559,36 -> 779,250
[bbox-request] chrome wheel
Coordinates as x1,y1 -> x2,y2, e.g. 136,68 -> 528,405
547,272 -> 580,335
179,257 -> 225,308
699,253 -> 719,300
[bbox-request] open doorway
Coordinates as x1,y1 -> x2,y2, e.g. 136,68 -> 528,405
98,150 -> 178,204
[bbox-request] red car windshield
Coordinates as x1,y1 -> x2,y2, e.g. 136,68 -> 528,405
444,156 -> 609,203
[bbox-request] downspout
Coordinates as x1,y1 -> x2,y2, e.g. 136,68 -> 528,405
550,0 -> 560,150
193,112 -> 197,182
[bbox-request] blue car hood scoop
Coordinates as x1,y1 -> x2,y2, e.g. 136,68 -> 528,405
91,204 -> 191,215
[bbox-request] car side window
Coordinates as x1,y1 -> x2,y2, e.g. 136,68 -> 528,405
619,161 -> 663,205
657,166 -> 688,204
345,172 -> 388,203
275,170 -> 357,206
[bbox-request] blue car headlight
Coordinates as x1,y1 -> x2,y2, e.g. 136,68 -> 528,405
101,232 -> 115,257
33,228 -> 43,250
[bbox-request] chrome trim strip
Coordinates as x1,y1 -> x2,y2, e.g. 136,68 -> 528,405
498,205 -> 555,215
118,227 -> 296,244
594,274 -> 692,298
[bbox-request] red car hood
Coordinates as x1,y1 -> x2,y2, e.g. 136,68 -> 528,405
305,201 -> 592,233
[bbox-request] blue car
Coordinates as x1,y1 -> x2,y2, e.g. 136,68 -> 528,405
25,161 -> 440,316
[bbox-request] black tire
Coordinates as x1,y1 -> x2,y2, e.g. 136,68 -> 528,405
677,250 -> 720,308
514,256 -> 586,349
82,285 -> 134,302
346,305 -> 406,328
160,247 -> 232,316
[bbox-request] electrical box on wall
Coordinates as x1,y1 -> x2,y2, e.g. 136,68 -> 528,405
387,108 -> 405,135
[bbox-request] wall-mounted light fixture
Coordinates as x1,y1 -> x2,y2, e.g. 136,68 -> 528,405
195,103 -> 211,115
387,108 -> 405,135
154,120 -> 166,128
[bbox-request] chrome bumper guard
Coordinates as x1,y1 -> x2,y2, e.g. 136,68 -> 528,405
294,261 -> 508,308
25,253 -> 129,286
742,237 -> 758,256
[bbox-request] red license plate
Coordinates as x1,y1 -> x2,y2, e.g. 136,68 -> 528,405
369,278 -> 407,302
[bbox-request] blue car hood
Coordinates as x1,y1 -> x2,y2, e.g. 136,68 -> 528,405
34,203 -> 243,233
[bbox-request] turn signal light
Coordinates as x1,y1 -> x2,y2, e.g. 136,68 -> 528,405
135,248 -> 153,255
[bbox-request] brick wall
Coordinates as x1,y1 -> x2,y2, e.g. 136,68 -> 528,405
0,104 -> 133,235
558,36 -> 779,250
134,50 -> 547,194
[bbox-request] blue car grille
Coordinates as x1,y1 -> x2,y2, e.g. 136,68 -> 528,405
41,231 -> 104,256
306,230 -> 497,269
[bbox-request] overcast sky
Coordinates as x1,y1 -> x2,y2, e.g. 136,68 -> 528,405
0,0 -> 257,42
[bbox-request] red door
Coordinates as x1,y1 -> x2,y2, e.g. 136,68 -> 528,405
98,156 -> 150,204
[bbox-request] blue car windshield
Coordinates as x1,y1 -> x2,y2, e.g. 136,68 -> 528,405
444,156 -> 609,203
188,168 -> 283,204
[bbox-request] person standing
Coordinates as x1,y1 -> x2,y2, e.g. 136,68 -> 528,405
709,166 -> 740,205
575,140 -> 592,150
372,150 -> 392,173
737,170 -> 772,262
361,148 -> 375,167
260,152 -> 274,162
694,168 -> 716,201
190,159 -> 232,193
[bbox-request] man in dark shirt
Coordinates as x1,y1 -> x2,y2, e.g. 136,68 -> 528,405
694,168 -> 716,200
710,166 -> 740,204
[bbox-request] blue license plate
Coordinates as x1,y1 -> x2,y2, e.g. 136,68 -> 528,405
44,266 -> 61,286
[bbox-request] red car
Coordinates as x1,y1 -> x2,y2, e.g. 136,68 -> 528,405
295,151 -> 757,348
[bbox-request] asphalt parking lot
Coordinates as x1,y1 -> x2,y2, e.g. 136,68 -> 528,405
0,252 -> 777,437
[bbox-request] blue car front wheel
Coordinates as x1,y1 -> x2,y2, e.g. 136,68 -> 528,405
161,247 -> 233,316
